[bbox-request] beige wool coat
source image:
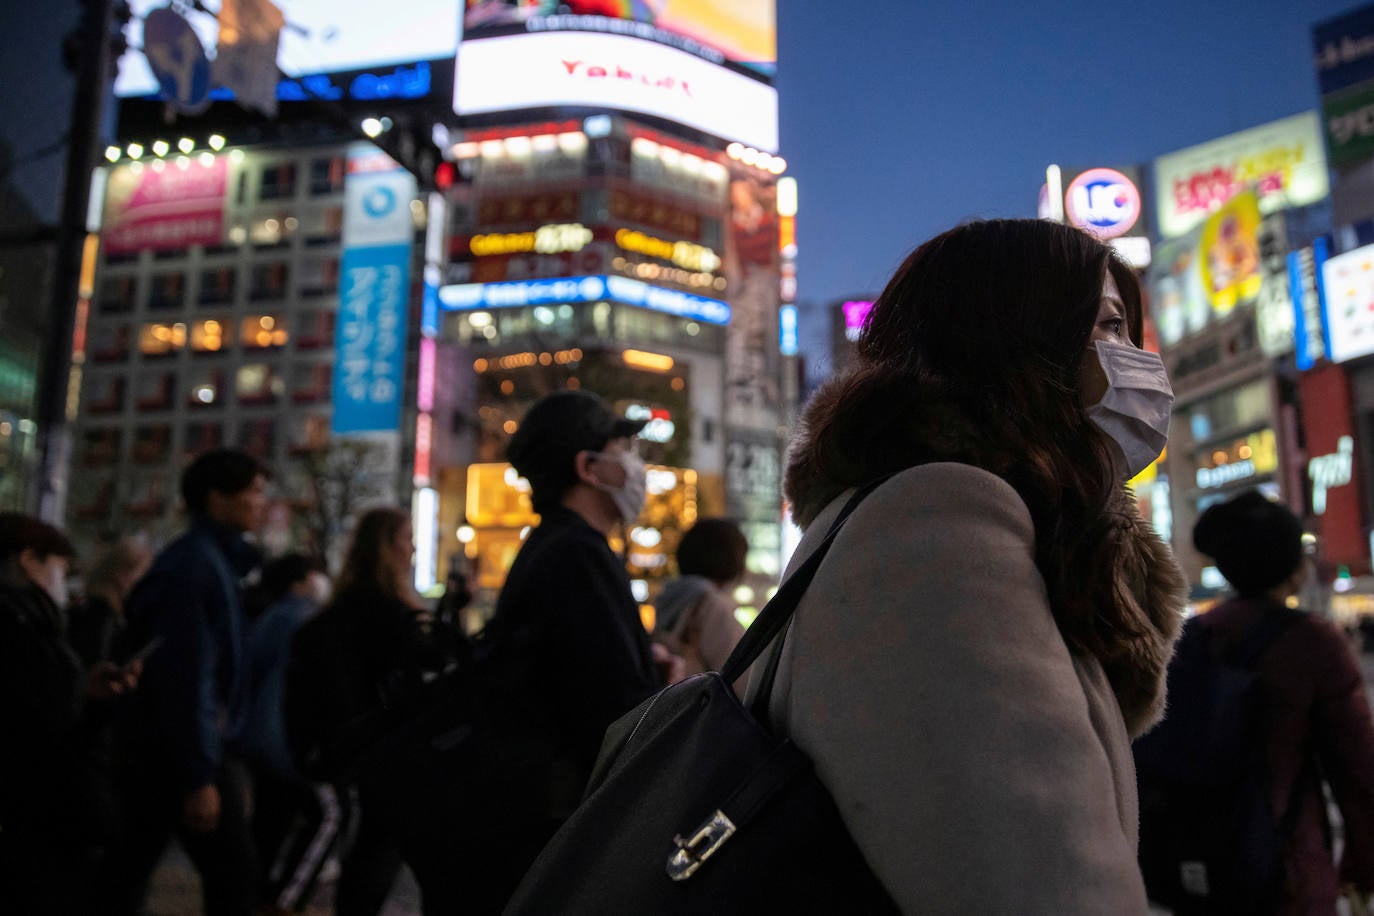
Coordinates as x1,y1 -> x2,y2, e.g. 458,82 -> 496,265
752,462 -> 1179,914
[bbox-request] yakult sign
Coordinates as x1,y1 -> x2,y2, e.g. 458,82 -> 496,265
1154,112 -> 1329,239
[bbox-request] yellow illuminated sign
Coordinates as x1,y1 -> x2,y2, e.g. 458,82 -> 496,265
470,223 -> 591,257
615,228 -> 721,273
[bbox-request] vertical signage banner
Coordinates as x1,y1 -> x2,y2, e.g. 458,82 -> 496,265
1298,364 -> 1365,571
333,144 -> 415,433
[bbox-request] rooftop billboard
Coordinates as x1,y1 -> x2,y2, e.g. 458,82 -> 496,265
1153,112 -> 1329,240
115,0 -> 462,104
462,0 -> 775,80
454,30 -> 778,151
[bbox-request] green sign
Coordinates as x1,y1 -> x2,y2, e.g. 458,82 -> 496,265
1323,78 -> 1374,169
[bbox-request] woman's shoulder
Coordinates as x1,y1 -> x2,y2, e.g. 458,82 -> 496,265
858,462 -> 1034,541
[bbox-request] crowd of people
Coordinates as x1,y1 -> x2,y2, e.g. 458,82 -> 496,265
3,218 -> 1374,914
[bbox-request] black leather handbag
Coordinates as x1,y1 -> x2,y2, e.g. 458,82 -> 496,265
504,480 -> 899,915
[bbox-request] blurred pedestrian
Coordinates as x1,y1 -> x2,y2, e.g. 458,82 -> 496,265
1141,491 -> 1374,914
68,533 -> 154,666
104,447 -> 269,916
471,389 -> 678,911
766,219 -> 1187,910
0,512 -> 139,915
241,552 -> 333,913
652,517 -> 749,696
285,507 -> 454,916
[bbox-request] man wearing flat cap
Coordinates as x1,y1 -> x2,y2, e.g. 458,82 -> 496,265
473,389 -> 674,908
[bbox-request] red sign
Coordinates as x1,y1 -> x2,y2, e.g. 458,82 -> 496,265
103,157 -> 228,253
1298,364 -> 1366,572
609,189 -> 702,239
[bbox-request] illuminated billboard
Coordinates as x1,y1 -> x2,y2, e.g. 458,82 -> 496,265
116,0 -> 462,101
462,0 -> 776,79
454,31 -> 778,151
437,275 -> 731,324
1153,112 -> 1329,240
1321,242 -> 1374,363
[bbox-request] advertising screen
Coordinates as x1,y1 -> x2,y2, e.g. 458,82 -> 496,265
454,31 -> 778,151
463,0 -> 775,79
1153,112 -> 1329,240
116,0 -> 462,98
1320,242 -> 1374,363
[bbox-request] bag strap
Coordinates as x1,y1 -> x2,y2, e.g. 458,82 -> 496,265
720,475 -> 893,688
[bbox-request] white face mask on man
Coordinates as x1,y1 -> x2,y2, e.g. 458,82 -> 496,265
591,450 -> 648,523
1085,339 -> 1174,480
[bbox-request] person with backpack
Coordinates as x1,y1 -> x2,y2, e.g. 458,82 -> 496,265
751,219 -> 1188,911
1136,490 -> 1374,914
652,517 -> 749,697
284,506 -> 458,915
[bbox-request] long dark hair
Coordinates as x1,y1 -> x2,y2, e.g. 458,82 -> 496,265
335,507 -> 416,605
793,219 -> 1149,660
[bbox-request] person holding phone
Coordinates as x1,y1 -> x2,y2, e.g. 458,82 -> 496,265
0,512 -> 141,915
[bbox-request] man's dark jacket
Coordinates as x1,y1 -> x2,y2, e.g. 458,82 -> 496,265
486,505 -> 662,814
122,515 -> 259,792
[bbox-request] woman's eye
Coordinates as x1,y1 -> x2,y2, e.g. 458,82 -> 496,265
1102,318 -> 1124,337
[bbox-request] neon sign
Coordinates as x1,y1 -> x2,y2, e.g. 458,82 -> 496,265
205,61 -> 434,105
1310,436 -> 1355,515
615,228 -> 720,272
470,223 -> 593,257
437,275 -> 730,325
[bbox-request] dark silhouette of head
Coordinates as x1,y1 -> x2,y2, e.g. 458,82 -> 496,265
676,518 -> 748,586
1194,491 -> 1305,597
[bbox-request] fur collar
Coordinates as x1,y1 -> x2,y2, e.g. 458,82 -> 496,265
786,373 -> 1186,737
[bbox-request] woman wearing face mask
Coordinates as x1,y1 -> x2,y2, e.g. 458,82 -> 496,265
762,219 -> 1188,912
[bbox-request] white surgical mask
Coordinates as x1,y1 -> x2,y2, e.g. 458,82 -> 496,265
592,450 -> 648,523
1085,340 -> 1173,480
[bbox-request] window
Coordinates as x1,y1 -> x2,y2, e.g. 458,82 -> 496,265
198,267 -> 236,305
148,272 -> 186,311
259,162 -> 297,201
250,263 -> 290,300
310,156 -> 345,195
236,363 -> 278,405
237,418 -> 276,458
290,363 -> 331,404
288,414 -> 331,453
98,276 -> 136,313
187,369 -> 223,408
90,324 -> 131,362
184,422 -> 223,459
303,206 -> 344,246
298,257 -> 340,296
139,322 -> 186,356
131,424 -> 172,463
190,319 -> 228,353
124,475 -> 167,517
85,375 -> 125,415
80,428 -> 121,467
295,309 -> 335,349
241,315 -> 287,349
135,371 -> 175,411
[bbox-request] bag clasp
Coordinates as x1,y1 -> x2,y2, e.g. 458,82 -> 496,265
666,810 -> 737,881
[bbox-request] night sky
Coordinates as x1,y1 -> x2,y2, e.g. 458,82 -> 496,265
0,1 -> 1361,304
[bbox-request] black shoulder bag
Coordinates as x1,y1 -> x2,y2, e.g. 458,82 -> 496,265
504,479 -> 899,915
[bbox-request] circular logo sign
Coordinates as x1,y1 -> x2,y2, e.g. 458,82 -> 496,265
1064,168 -> 1141,239
362,186 -> 397,218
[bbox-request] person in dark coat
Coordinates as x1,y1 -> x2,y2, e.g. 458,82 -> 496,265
241,552 -> 331,912
473,389 -> 677,911
285,507 -> 453,916
1188,491 -> 1374,914
104,447 -> 270,916
68,534 -> 154,667
0,513 -> 139,915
